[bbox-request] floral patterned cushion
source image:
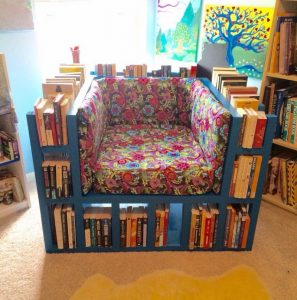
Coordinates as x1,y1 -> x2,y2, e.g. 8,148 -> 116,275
191,80 -> 230,193
97,77 -> 179,126
77,81 -> 108,194
93,124 -> 214,195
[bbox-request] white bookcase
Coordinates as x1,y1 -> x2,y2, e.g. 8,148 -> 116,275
0,52 -> 30,218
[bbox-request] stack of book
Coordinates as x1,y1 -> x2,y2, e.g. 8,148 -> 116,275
262,83 -> 297,140
123,64 -> 148,78
83,206 -> 112,248
0,169 -> 24,204
52,204 -> 76,250
263,150 -> 297,206
237,108 -> 267,148
212,67 -> 248,95
96,64 -> 117,77
0,130 -> 19,161
269,16 -> 297,75
188,203 -> 219,250
120,205 -> 148,248
224,204 -> 250,249
34,64 -> 85,146
229,155 -> 262,199
42,159 -> 72,199
155,203 -> 169,247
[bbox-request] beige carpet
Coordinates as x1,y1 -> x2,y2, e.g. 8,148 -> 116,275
0,174 -> 296,300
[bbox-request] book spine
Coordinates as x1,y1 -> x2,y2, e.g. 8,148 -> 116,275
120,218 -> 126,248
203,216 -> 211,249
42,164 -> 51,199
53,101 -> 63,145
96,219 -> 102,247
43,112 -> 54,146
142,216 -> 148,247
290,101 -> 297,143
154,213 -> 161,247
62,165 -> 69,198
163,208 -> 169,247
49,165 -> 57,199
282,99 -> 292,141
224,207 -> 232,247
101,219 -> 109,247
130,217 -> 137,247
189,210 -> 196,250
90,219 -> 97,246
61,207 -> 69,249
194,214 -> 201,248
212,213 -> 219,248
253,117 -> 267,148
229,160 -> 239,197
136,217 -> 143,246
84,218 -> 91,247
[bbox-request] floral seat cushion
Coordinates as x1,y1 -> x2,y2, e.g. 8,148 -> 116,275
93,124 -> 214,195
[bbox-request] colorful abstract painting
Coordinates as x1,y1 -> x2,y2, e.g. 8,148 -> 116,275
202,5 -> 274,78
155,0 -> 202,62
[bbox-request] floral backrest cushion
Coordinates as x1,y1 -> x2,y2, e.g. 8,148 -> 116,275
191,80 -> 231,193
97,77 -> 179,126
177,78 -> 197,127
77,80 -> 108,194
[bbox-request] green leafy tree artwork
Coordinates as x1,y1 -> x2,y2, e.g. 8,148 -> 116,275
156,0 -> 202,62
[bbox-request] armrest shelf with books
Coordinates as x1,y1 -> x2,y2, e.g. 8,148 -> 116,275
259,0 -> 297,215
27,73 -> 276,253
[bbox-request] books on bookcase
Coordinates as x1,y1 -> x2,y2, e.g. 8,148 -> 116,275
52,204 -> 76,250
154,203 -> 169,247
42,153 -> 72,199
229,155 -> 262,199
120,205 -> 148,248
83,205 -> 112,248
188,203 -> 219,250
224,204 -> 251,249
263,149 -> 297,207
96,64 -> 117,77
123,64 -> 148,78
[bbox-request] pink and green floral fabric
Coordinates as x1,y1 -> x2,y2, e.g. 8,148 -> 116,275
78,78 -> 231,195
93,124 -> 214,195
98,77 -> 179,127
77,81 -> 108,194
191,80 -> 230,193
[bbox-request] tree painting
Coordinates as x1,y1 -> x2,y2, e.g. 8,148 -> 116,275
203,5 -> 274,78
156,0 -> 202,62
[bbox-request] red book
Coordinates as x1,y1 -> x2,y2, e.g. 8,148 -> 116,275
163,205 -> 169,246
190,66 -> 197,78
203,213 -> 212,248
253,111 -> 267,148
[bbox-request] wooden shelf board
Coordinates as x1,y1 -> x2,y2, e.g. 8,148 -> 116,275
266,72 -> 297,82
0,200 -> 29,219
262,194 -> 297,215
273,139 -> 297,151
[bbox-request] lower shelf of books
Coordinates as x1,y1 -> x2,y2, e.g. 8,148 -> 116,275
262,194 -> 297,215
48,201 -> 254,253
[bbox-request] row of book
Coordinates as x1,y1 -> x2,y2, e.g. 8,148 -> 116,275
52,204 -> 76,249
42,160 -> 72,199
224,204 -> 251,249
229,155 -> 262,199
0,130 -> 19,161
262,83 -> 297,141
0,169 -> 24,205
263,149 -> 297,206
95,64 -> 198,78
34,64 -> 85,146
189,203 -> 219,250
269,15 -> 297,75
237,108 -> 267,149
52,204 -> 254,250
84,206 -> 112,248
120,205 -> 148,248
96,63 -> 117,77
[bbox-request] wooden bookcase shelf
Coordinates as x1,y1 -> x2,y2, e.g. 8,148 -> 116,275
260,0 -> 297,214
0,53 -> 30,219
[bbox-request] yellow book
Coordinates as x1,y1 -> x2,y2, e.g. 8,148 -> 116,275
199,207 -> 206,248
230,97 -> 259,110
250,156 -> 263,199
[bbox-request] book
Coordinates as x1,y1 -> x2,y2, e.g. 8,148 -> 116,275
53,204 -> 64,249
34,98 -> 48,146
253,111 -> 267,148
60,97 -> 70,145
230,97 -> 259,110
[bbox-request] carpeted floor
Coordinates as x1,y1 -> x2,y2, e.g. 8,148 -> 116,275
0,174 -> 296,300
